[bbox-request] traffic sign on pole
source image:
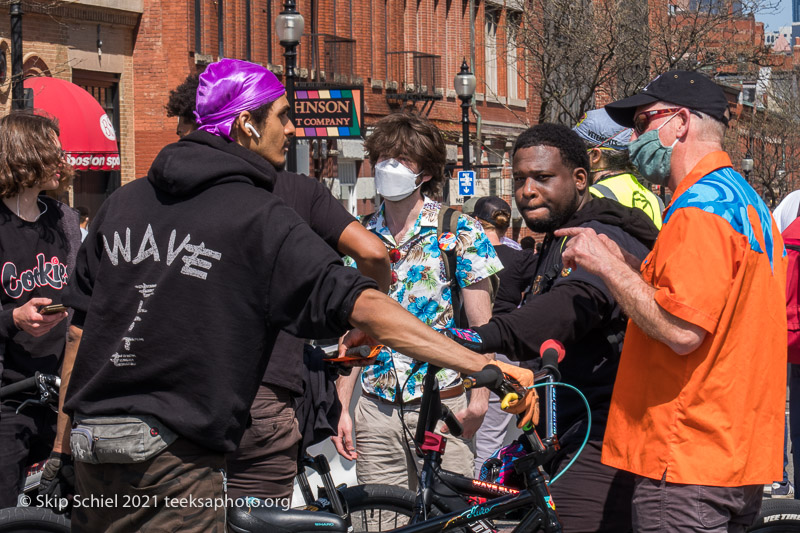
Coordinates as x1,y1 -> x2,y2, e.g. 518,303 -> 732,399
457,170 -> 475,196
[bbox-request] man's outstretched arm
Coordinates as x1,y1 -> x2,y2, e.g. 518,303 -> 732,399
348,289 -> 491,373
345,289 -> 538,428
38,325 -> 82,498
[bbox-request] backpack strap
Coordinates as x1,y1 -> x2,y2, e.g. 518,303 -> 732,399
360,212 -> 376,228
438,207 -> 469,328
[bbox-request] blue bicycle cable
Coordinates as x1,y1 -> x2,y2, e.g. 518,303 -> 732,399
528,381 -> 591,485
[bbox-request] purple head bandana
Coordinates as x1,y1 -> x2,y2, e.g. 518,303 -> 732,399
195,58 -> 286,141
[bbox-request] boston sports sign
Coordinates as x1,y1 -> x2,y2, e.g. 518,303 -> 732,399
65,153 -> 121,171
64,114 -> 121,171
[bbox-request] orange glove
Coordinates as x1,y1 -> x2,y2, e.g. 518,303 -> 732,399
494,360 -> 539,429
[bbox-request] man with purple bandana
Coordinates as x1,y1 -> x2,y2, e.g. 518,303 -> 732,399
161,64 -> 391,503
57,59 -> 538,531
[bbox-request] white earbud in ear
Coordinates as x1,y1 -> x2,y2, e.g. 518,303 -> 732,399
245,123 -> 261,139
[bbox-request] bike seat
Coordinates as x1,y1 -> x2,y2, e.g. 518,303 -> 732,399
228,506 -> 348,533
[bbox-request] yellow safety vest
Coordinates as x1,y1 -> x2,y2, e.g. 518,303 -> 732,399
590,173 -> 663,229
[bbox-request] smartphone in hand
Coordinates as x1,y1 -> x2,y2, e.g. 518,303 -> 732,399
39,304 -> 67,315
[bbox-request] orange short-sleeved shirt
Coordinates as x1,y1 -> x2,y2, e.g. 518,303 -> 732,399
601,151 -> 788,487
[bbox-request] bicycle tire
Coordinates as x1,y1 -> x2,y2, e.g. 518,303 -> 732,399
0,507 -> 70,533
340,484 -> 443,532
748,498 -> 800,532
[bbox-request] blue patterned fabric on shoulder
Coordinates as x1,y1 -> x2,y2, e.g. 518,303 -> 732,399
663,167 -> 777,270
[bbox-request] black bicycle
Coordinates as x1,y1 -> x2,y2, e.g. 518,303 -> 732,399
227,337 -> 800,533
228,341 -> 567,533
4,363 -> 800,533
0,372 -> 70,533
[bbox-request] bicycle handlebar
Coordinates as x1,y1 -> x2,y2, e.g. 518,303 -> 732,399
0,376 -> 38,399
464,364 -> 528,413
463,339 -> 564,438
539,339 -> 564,382
440,406 -> 463,437
462,364 -> 504,390
0,372 -> 60,400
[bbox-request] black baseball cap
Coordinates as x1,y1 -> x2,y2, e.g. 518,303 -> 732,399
470,196 -> 511,224
605,70 -> 729,128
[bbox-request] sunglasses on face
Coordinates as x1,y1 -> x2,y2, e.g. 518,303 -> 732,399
633,108 -> 682,136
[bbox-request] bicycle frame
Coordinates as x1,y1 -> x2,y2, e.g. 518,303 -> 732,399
360,449 -> 561,533
407,364 -> 563,532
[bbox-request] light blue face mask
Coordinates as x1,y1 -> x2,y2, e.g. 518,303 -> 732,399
629,112 -> 679,186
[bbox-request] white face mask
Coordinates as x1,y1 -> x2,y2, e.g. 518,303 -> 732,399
374,158 -> 422,201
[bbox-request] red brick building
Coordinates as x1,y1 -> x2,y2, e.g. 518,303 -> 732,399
131,0 -> 536,218
0,0 -> 141,215
16,0 -> 784,226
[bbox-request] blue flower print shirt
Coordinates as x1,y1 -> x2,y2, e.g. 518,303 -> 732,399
345,197 -> 504,402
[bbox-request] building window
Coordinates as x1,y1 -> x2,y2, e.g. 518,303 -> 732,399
506,12 -> 521,101
485,8 -> 499,95
688,0 -> 722,14
339,160 -> 358,214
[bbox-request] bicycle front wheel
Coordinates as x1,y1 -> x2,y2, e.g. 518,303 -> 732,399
340,484 -> 441,532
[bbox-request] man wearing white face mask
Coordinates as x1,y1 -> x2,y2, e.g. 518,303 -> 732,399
333,113 -> 503,492
555,71 -> 787,531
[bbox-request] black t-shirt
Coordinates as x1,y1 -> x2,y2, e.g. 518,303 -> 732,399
267,172 -> 355,394
492,244 -> 537,316
0,197 -> 80,388
63,133 -> 376,453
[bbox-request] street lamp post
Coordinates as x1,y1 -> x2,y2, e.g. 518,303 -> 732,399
454,59 -> 476,172
276,0 -> 304,173
777,164 -> 787,182
10,1 -> 23,110
741,151 -> 754,183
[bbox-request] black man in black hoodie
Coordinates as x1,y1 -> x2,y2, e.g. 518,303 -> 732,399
452,124 -> 659,533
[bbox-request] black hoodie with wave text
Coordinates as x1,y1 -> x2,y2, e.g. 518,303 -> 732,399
475,197 -> 659,443
63,132 -> 376,453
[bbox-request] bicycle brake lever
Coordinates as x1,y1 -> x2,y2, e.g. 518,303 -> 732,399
16,398 -> 45,415
37,379 -> 60,413
498,379 -> 527,408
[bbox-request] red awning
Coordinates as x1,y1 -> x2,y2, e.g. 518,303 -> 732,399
23,77 -> 121,171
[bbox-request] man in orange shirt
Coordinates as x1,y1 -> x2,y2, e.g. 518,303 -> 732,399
556,70 -> 787,531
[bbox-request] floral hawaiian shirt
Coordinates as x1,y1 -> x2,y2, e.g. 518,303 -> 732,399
346,197 -> 504,403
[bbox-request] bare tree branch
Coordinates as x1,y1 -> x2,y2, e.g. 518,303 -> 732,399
517,0 -> 778,125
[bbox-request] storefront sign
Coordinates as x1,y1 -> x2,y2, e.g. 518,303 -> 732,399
293,87 -> 363,139
65,152 -> 121,171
